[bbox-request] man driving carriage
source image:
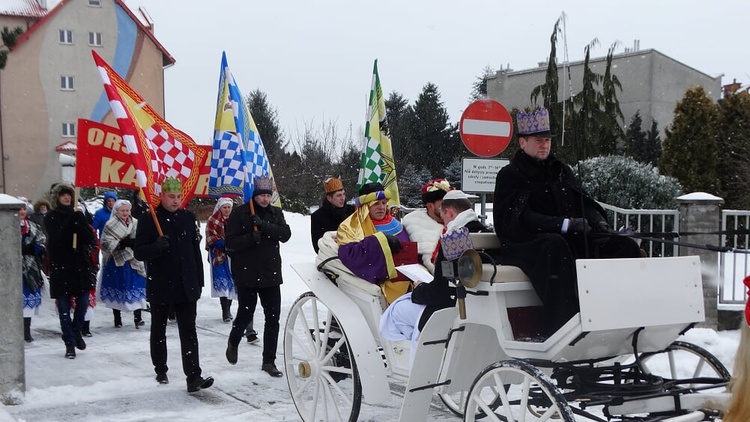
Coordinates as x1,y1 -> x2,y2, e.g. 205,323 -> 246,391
492,107 -> 641,335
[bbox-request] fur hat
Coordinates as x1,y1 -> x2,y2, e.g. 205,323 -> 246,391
161,177 -> 183,194
51,183 -> 75,205
421,178 -> 452,204
33,198 -> 51,212
517,107 -> 555,137
324,177 -> 344,194
253,176 -> 274,197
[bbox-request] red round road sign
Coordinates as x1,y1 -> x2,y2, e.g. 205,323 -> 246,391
459,99 -> 513,157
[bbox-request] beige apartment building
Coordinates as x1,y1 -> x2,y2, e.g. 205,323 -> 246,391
0,0 -> 173,200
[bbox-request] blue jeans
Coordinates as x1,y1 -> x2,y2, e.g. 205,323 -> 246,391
56,291 -> 88,346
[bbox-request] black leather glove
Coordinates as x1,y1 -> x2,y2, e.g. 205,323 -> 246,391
22,242 -> 36,256
592,219 -> 613,234
385,234 -> 403,254
119,237 -> 135,249
249,214 -> 263,228
251,230 -> 262,244
155,235 -> 170,252
568,218 -> 591,237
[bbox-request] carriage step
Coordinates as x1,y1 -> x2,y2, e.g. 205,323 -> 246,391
422,325 -> 465,346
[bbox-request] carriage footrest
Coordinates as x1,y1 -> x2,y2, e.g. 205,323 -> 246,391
409,379 -> 450,393
422,325 -> 465,346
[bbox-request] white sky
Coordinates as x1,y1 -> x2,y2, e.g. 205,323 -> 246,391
122,0 -> 750,147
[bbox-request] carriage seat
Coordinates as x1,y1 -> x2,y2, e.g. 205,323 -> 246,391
315,231 -> 384,297
469,233 -> 529,283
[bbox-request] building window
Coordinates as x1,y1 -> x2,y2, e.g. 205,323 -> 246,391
60,76 -> 74,90
62,122 -> 76,137
88,0 -> 101,6
59,29 -> 73,44
88,32 -> 102,46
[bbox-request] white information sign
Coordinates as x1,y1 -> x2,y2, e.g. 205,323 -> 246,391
461,157 -> 508,193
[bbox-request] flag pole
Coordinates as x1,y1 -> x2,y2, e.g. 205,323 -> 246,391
72,187 -> 79,249
141,188 -> 163,236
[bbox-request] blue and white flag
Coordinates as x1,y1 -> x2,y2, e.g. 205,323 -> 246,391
209,52 -> 279,206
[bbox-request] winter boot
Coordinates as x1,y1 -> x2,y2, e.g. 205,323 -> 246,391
134,310 -> 145,328
65,344 -> 76,359
113,310 -> 123,328
220,297 -> 232,322
82,320 -> 92,337
23,317 -> 34,343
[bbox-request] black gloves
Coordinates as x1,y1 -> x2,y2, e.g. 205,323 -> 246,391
155,235 -> 170,252
22,242 -> 36,256
385,234 -> 402,254
118,237 -> 135,249
568,218 -> 592,237
592,219 -> 613,234
251,230 -> 262,244
249,214 -> 264,229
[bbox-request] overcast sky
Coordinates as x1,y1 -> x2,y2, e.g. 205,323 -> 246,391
123,0 -> 750,147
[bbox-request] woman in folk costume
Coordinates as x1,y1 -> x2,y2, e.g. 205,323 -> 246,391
724,275 -> 750,421
99,199 -> 147,328
19,199 -> 46,342
337,182 -> 411,291
205,197 -> 237,322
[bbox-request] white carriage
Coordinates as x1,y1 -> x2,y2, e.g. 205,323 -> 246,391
284,232 -> 731,421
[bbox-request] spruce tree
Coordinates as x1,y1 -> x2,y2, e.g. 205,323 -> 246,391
412,83 -> 460,176
660,86 -> 721,195
469,65 -> 495,101
385,91 -> 416,169
598,43 -> 625,155
717,91 -> 750,208
625,111 -> 646,160
644,120 -> 662,167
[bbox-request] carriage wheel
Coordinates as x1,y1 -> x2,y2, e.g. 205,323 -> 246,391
284,292 -> 362,422
463,360 -> 575,422
439,388 -> 502,419
638,340 -> 731,391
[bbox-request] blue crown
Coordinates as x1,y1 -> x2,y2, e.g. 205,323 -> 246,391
517,108 -> 553,136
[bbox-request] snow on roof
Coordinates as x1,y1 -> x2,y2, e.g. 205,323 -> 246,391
676,192 -> 724,202
0,193 -> 25,208
0,0 -> 57,18
55,140 -> 77,152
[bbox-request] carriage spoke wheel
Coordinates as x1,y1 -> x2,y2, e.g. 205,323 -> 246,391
638,340 -> 731,391
464,360 -> 575,422
284,292 -> 362,422
439,387 -> 502,419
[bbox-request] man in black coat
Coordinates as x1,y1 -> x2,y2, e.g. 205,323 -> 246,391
310,177 -> 354,253
134,177 -> 213,392
45,183 -> 97,359
493,108 -> 640,335
224,175 -> 291,377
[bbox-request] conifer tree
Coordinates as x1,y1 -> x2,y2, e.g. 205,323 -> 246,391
412,83 -> 460,176
644,120 -> 662,166
469,65 -> 495,101
625,111 -> 646,160
717,91 -> 750,208
660,86 -> 721,195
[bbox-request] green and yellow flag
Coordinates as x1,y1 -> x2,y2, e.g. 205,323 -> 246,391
358,59 -> 400,206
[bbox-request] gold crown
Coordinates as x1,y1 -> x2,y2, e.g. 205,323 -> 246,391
324,177 -> 344,193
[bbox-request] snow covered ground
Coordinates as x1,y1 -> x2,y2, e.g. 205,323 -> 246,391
3,211 -> 743,421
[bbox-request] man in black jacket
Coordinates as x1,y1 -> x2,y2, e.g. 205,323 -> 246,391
310,177 -> 354,253
493,108 -> 640,335
224,175 -> 291,377
134,177 -> 213,392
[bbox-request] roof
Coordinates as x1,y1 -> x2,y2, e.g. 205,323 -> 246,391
0,0 -> 54,18
11,0 -> 174,66
55,140 -> 77,152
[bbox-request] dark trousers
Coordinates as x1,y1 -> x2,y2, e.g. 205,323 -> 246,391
56,291 -> 88,346
150,301 -> 202,384
229,285 -> 281,365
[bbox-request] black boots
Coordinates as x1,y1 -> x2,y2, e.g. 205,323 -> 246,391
82,320 -> 92,337
220,297 -> 233,323
134,309 -> 145,328
24,317 -> 33,343
113,310 -> 123,328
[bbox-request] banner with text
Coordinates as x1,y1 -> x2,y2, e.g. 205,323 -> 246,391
75,119 -> 212,197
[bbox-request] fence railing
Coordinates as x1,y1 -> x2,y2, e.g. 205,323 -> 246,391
719,210 -> 750,310
598,202 -> 680,257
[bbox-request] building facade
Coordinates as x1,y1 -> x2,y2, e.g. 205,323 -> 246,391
0,0 -> 173,200
486,48 -> 721,140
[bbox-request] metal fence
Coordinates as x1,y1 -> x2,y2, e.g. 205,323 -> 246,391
719,210 -> 750,310
599,202 -> 680,257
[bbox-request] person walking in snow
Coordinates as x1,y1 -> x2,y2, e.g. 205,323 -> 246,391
19,199 -> 46,343
205,197 -> 239,323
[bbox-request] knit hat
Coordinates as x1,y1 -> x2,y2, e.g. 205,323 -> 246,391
517,107 -> 555,137
161,176 -> 183,194
253,176 -> 274,197
324,177 -> 344,194
213,197 -> 234,214
421,178 -> 452,204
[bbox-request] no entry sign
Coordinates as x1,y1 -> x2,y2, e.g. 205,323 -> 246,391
459,99 -> 513,157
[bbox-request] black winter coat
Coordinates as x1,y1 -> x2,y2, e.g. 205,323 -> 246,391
493,150 -> 608,243
134,205 -> 204,304
225,201 -> 291,289
44,206 -> 97,298
411,219 -> 491,330
310,199 -> 354,253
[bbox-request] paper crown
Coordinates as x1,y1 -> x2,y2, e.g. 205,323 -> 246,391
324,177 -> 344,193
253,175 -> 274,196
161,176 -> 183,193
517,108 -> 554,137
421,179 -> 452,203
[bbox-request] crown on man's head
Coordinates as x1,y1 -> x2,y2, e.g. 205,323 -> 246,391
161,176 -> 183,193
253,175 -> 274,197
324,177 -> 344,194
517,107 -> 554,137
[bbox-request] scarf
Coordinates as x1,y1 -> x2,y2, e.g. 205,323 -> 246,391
21,218 -> 45,291
101,216 -> 145,277
337,190 -> 393,245
446,209 -> 480,234
206,209 -> 228,265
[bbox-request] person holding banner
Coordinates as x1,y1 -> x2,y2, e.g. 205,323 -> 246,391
134,177 -> 213,392
45,183 -> 97,359
224,176 -> 291,378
